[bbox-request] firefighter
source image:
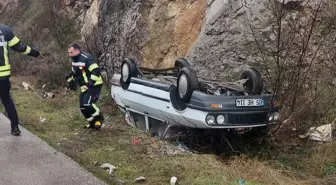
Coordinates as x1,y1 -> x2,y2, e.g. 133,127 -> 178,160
0,24 -> 40,136
66,43 -> 104,129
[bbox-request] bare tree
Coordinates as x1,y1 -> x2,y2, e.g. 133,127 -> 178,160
247,0 -> 336,133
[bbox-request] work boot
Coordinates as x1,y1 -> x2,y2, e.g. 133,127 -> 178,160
92,112 -> 104,129
83,121 -> 95,129
11,127 -> 21,136
94,120 -> 102,129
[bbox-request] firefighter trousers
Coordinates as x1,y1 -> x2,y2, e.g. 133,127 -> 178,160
0,78 -> 19,129
79,85 -> 103,123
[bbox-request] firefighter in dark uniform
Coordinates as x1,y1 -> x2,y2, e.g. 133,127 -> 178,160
0,24 -> 40,136
66,44 -> 104,129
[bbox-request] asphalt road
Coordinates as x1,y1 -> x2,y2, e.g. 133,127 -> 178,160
0,113 -> 107,185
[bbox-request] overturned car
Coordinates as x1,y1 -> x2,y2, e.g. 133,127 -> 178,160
110,58 -> 281,138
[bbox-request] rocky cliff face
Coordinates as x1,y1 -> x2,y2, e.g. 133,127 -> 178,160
186,0 -> 323,80
187,0 -> 264,80
1,0 -> 330,82
65,0 -> 324,81
96,0 -> 207,74
0,0 -> 18,13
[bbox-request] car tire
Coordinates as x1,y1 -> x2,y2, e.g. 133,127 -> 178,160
173,58 -> 190,77
176,67 -> 199,103
169,85 -> 187,111
175,58 -> 190,68
120,58 -> 138,90
240,68 -> 264,95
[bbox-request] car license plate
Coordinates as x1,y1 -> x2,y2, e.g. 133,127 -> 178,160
236,99 -> 264,107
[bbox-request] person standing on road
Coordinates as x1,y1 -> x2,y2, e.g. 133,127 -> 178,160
66,43 -> 105,129
0,24 -> 40,136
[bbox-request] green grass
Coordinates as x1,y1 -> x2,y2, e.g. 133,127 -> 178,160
1,77 -> 334,185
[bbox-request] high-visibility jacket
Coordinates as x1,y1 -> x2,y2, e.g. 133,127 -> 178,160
0,24 -> 35,79
67,51 -> 103,92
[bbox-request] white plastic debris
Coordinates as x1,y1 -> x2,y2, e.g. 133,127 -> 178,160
117,179 -> 125,184
299,124 -> 333,141
22,82 -> 31,91
170,176 -> 177,185
46,92 -> 55,98
39,117 -> 46,123
100,163 -> 117,174
135,176 -> 146,182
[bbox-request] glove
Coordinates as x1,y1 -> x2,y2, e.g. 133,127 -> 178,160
28,48 -> 40,58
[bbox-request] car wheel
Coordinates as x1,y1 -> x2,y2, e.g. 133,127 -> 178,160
176,67 -> 199,103
173,58 -> 190,76
120,58 -> 138,90
169,85 -> 187,111
240,68 -> 264,95
175,58 -> 190,68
